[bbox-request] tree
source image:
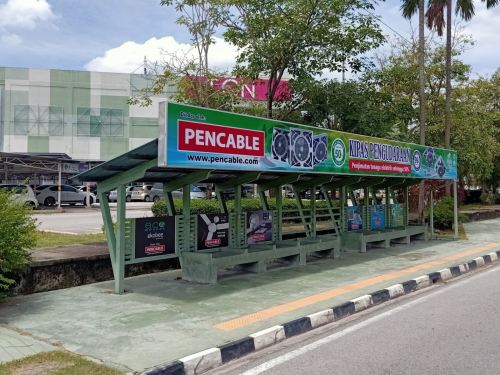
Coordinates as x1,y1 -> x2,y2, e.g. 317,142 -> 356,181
280,77 -> 411,139
219,0 -> 384,118
130,1 -> 242,111
426,0 -> 499,193
401,0 -> 428,222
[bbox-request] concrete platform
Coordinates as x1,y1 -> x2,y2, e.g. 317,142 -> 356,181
1,218 -> 499,372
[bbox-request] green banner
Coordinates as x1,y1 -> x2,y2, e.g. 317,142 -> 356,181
160,102 -> 457,180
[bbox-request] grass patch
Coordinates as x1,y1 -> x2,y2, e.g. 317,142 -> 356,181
34,231 -> 105,250
0,350 -> 122,375
434,223 -> 468,240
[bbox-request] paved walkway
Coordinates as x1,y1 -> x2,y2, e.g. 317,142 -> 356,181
0,326 -> 56,364
0,219 -> 498,372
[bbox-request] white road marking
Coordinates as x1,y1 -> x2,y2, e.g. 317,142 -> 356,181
239,265 -> 500,375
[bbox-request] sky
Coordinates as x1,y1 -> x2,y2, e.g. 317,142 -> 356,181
0,0 -> 498,78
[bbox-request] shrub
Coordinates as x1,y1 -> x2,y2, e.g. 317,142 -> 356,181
480,191 -> 495,205
433,196 -> 468,229
151,197 -> 337,217
0,189 -> 37,297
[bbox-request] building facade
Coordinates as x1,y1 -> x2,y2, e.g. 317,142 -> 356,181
0,67 -> 173,162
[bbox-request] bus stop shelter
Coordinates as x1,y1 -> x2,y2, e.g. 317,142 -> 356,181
76,102 -> 459,294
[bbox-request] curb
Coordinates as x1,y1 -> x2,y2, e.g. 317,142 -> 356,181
143,250 -> 500,375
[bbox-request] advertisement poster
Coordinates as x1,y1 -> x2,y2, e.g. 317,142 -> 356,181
197,213 -> 229,250
246,211 -> 273,244
347,206 -> 363,231
160,102 -> 458,180
135,216 -> 175,258
370,205 -> 385,230
391,204 -> 405,227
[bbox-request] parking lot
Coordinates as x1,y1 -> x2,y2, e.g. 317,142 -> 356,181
33,202 -> 154,234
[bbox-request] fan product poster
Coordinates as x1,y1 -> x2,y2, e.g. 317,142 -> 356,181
135,216 -> 175,258
391,204 -> 405,227
197,213 -> 229,250
370,205 -> 385,230
160,102 -> 458,180
246,211 -> 273,244
347,206 -> 363,231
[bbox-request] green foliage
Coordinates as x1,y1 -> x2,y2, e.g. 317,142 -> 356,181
281,78 -> 409,138
220,0 -> 384,117
480,191 -> 495,205
151,198 -> 336,216
433,196 -> 468,229
0,189 -> 37,296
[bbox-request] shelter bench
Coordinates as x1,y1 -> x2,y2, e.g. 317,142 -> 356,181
179,235 -> 341,284
341,224 -> 428,253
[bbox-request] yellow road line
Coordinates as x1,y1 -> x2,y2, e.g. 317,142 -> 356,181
214,242 -> 498,331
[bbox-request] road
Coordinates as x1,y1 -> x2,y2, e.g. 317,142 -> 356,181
210,264 -> 500,375
33,202 -> 153,233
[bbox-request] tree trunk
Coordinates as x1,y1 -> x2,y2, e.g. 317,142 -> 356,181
266,75 -> 274,118
444,0 -> 452,196
418,0 -> 427,223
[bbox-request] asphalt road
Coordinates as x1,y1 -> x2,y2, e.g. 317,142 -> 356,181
33,202 -> 154,233
210,264 -> 500,375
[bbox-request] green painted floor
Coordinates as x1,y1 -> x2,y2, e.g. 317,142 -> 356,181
0,219 -> 498,372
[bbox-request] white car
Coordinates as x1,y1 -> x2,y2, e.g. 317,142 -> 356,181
36,184 -> 96,207
171,185 -> 206,199
0,184 -> 39,209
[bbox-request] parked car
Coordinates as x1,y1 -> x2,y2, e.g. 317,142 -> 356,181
36,184 -> 96,206
0,184 -> 38,209
129,184 -> 155,202
76,185 -> 99,202
170,185 -> 206,200
108,186 -> 133,202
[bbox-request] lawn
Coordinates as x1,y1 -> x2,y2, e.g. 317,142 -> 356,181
34,231 -> 105,249
0,351 -> 122,375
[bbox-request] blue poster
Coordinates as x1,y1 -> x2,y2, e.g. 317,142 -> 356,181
370,205 -> 385,230
347,206 -> 363,231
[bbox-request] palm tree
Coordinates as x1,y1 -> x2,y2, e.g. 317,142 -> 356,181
401,0 -> 427,222
426,0 -> 499,194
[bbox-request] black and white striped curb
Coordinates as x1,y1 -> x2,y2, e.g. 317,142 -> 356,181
143,250 -> 500,375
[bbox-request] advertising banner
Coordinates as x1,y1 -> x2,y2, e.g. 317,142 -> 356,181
246,211 -> 273,244
134,216 -> 176,258
391,204 -> 405,227
197,213 -> 229,250
370,205 -> 385,230
347,206 -> 363,231
160,102 -> 458,180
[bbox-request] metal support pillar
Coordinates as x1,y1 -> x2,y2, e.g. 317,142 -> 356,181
430,190 -> 434,239
183,184 -> 191,251
340,186 -> 346,232
163,183 -> 176,216
99,191 -> 117,278
293,186 -> 311,237
321,185 -> 340,234
404,186 -> 409,225
385,187 -> 390,228
234,185 -> 243,247
215,185 -> 228,214
57,162 -> 62,209
259,190 -> 270,211
115,184 -> 126,294
86,181 -> 91,208
310,186 -> 316,238
453,180 -> 459,240
364,187 -> 369,230
276,185 -> 283,241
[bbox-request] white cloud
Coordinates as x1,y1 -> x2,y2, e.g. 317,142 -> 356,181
85,35 -> 238,74
461,5 -> 500,76
1,31 -> 21,45
0,0 -> 55,30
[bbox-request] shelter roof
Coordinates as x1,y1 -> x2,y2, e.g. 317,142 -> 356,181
74,139 -> 420,190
